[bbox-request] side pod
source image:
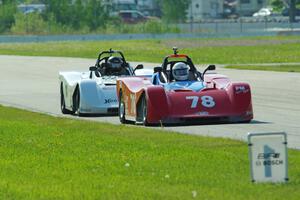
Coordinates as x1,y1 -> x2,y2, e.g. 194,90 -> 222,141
145,86 -> 169,123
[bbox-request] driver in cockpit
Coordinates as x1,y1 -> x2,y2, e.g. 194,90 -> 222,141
101,56 -> 129,76
166,62 -> 204,92
172,62 -> 189,81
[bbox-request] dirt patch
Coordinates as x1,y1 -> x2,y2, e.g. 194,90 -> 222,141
162,39 -> 300,48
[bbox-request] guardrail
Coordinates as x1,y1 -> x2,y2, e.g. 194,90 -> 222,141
0,32 -> 278,43
178,21 -> 300,34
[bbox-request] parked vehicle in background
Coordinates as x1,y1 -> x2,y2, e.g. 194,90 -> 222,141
119,10 -> 149,24
223,0 -> 239,19
253,8 -> 272,17
103,0 -> 138,17
17,4 -> 46,14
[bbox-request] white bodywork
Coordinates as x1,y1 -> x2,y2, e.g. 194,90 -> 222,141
59,68 -> 152,114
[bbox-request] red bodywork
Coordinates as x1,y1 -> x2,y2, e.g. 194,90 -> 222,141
117,73 -> 253,124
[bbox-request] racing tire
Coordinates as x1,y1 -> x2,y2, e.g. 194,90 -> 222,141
119,91 -> 127,124
141,95 -> 150,126
240,119 -> 251,123
73,87 -> 82,116
60,83 -> 73,114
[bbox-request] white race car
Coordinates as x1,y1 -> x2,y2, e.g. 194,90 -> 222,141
59,49 -> 150,115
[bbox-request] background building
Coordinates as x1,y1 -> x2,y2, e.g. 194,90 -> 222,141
187,0 -> 268,21
187,0 -> 224,21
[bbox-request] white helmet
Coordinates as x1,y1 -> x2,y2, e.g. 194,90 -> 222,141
172,62 -> 189,81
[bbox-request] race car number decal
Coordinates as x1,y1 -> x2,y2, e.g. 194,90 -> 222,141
186,96 -> 199,108
186,96 -> 215,108
201,96 -> 215,108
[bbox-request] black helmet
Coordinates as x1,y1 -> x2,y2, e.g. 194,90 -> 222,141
107,56 -> 123,71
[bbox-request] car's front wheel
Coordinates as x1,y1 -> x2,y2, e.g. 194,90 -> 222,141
72,87 -> 81,116
60,83 -> 72,114
141,95 -> 149,126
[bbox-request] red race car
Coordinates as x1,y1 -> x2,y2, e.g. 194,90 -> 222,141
116,48 -> 253,125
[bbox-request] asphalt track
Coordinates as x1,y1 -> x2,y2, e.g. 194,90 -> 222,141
1,55 -> 300,149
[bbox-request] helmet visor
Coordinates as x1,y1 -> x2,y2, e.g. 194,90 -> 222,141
174,68 -> 188,76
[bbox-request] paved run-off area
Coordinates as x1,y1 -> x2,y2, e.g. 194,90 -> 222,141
0,55 -> 299,149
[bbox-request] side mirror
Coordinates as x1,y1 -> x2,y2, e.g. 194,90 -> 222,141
89,66 -> 97,71
154,66 -> 162,73
134,64 -> 144,73
207,65 -> 216,71
202,65 -> 216,80
89,66 -> 100,79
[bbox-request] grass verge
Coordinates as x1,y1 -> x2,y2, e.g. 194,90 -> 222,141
0,36 -> 300,64
0,105 -> 300,199
225,65 -> 300,73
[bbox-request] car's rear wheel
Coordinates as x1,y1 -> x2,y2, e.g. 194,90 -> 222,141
60,83 -> 72,114
119,91 -> 127,124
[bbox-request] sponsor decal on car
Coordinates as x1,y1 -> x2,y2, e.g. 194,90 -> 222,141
197,111 -> 209,116
235,86 -> 249,94
104,98 -> 118,104
102,86 -> 115,90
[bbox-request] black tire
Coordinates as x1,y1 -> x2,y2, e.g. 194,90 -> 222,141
60,83 -> 72,114
141,95 -> 149,126
241,119 -> 251,123
119,91 -> 127,124
72,87 -> 81,116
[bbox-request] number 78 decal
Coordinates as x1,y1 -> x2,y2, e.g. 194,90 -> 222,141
186,96 -> 216,108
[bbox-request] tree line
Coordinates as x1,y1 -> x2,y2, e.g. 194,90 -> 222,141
1,0 -> 299,35
0,0 -> 191,34
271,0 -> 300,22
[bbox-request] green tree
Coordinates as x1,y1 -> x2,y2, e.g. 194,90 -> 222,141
159,0 -> 191,23
290,0 -> 297,22
270,0 -> 300,22
2,0 -> 16,3
71,0 -> 84,30
45,0 -> 72,27
270,0 -> 285,11
11,12 -> 48,34
44,0 -> 107,32
85,0 -> 107,31
0,0 -> 17,33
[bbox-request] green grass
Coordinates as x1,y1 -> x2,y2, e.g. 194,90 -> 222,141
0,36 -> 300,64
226,65 -> 300,73
0,105 -> 300,199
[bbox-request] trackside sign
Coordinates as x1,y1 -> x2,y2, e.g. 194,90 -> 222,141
248,132 -> 288,183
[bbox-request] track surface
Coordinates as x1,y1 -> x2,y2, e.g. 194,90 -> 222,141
1,55 -> 300,149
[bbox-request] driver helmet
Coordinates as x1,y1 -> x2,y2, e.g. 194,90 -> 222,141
107,56 -> 123,71
172,62 -> 189,81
